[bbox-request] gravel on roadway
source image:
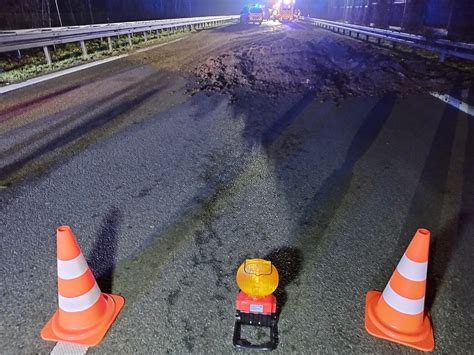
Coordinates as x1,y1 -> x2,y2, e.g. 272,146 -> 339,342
192,22 -> 474,100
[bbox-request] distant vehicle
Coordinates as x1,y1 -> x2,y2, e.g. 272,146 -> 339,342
278,0 -> 296,22
240,6 -> 249,24
248,6 -> 264,25
295,8 -> 302,20
240,5 -> 264,25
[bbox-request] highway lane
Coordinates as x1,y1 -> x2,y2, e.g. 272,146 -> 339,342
1,22 -> 473,353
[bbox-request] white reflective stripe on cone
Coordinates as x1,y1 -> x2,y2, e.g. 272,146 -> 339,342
58,283 -> 101,312
382,283 -> 425,315
396,254 -> 428,282
51,342 -> 89,355
57,253 -> 88,280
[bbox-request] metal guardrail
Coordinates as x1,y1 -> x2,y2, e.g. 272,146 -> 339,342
0,16 -> 239,65
303,17 -> 474,62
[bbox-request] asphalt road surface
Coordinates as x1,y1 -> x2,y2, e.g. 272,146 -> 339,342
1,21 -> 473,353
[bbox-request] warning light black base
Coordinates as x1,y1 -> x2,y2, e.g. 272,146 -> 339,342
233,311 -> 279,351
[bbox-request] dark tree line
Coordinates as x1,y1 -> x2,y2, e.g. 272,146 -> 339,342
2,0 -> 93,28
1,0 -> 472,41
0,0 -> 242,30
300,0 -> 474,41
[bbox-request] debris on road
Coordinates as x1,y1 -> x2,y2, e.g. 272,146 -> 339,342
193,26 -> 474,100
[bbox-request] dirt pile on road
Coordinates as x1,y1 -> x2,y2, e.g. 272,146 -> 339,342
193,29 -> 473,100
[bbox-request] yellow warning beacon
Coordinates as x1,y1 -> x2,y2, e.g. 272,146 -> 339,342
236,259 -> 279,298
233,259 -> 279,350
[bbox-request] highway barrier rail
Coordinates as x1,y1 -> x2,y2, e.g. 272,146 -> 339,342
0,16 -> 239,66
303,17 -> 474,62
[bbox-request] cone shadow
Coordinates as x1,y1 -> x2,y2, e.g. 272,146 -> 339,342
293,93 -> 397,258
88,207 -> 122,294
396,77 -> 468,310
426,82 -> 474,317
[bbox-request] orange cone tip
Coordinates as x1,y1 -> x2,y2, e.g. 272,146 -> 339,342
365,228 -> 434,351
41,225 -> 124,346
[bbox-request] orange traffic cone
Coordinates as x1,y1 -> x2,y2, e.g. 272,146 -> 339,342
41,226 -> 124,346
365,228 -> 434,351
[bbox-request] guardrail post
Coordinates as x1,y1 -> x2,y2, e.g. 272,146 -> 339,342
80,40 -> 88,58
156,29 -> 160,38
128,34 -> 133,48
144,31 -> 148,41
107,37 -> 113,52
43,46 -> 52,67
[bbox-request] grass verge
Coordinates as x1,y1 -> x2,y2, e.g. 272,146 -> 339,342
0,28 -> 190,86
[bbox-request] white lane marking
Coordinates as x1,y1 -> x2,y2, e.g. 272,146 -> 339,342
51,342 -> 89,355
0,55 -> 126,95
58,283 -> 101,312
396,254 -> 427,282
430,92 -> 474,117
0,37 -> 185,95
57,253 -> 88,280
382,282 -> 425,315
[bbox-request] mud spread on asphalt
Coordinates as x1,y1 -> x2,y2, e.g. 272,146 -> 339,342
192,25 -> 474,100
